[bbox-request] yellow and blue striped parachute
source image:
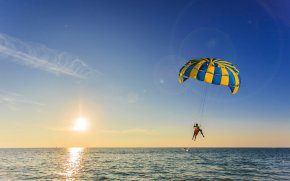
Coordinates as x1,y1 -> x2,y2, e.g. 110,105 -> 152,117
179,58 -> 241,94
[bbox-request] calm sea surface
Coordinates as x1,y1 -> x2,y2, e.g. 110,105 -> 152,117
0,148 -> 289,180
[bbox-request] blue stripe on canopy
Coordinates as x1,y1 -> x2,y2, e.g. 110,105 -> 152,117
197,71 -> 206,81
196,61 -> 208,81
183,64 -> 195,78
212,66 -> 222,85
199,61 -> 209,71
213,65 -> 221,74
226,67 -> 235,86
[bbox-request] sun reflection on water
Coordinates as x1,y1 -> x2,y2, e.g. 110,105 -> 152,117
65,147 -> 84,180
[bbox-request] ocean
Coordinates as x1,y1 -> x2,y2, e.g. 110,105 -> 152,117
0,148 -> 289,180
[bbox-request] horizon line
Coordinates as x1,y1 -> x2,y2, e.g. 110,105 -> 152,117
1,146 -> 289,149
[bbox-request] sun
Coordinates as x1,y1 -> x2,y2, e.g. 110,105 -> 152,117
73,117 -> 89,132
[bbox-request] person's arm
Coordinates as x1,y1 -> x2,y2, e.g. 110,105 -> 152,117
200,129 -> 205,137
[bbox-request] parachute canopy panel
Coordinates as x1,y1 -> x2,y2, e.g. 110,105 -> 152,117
179,58 -> 241,94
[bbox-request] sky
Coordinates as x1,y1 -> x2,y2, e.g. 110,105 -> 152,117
0,0 -> 290,148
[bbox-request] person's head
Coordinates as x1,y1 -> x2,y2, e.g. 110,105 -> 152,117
196,123 -> 199,126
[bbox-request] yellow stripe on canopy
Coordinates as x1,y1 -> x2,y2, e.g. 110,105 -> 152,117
189,59 -> 207,79
204,61 -> 215,84
220,67 -> 229,86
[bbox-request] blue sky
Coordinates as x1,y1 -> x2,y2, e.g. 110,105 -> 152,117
0,0 -> 290,147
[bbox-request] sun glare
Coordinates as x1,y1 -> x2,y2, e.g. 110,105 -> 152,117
73,117 -> 89,132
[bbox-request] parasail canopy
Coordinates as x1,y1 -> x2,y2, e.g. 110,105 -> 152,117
179,58 -> 241,94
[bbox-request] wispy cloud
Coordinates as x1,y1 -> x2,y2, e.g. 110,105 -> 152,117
0,33 -> 97,78
0,89 -> 44,110
101,128 -> 158,135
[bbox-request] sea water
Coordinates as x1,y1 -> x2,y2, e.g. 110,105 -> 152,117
0,148 -> 289,180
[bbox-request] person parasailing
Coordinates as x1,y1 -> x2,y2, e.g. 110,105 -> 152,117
192,123 -> 205,141
179,58 -> 241,142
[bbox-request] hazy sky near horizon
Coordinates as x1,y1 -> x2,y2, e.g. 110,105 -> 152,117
0,0 -> 290,147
